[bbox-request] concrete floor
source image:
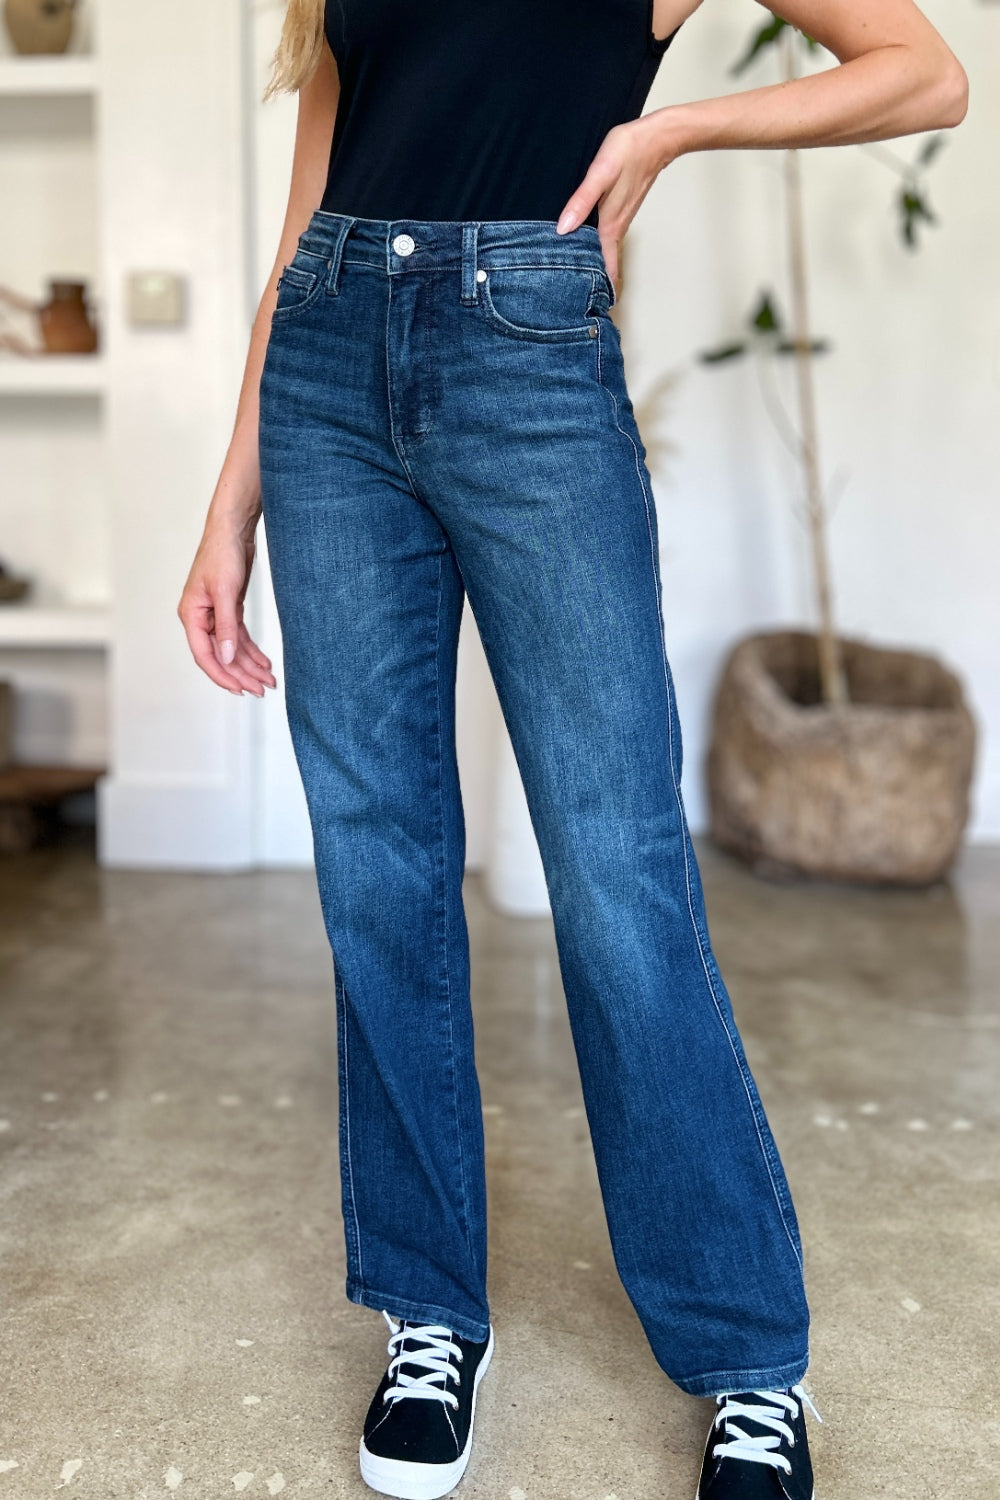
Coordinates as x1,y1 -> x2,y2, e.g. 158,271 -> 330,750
1,833 -> 998,1499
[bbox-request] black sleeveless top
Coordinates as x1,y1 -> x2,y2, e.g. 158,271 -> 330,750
319,0 -> 683,227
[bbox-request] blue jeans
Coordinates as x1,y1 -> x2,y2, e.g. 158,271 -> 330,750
258,210 -> 810,1398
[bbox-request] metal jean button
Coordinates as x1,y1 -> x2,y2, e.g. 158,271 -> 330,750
392,233 -> 415,256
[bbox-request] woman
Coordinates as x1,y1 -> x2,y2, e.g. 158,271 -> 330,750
178,2 -> 967,1496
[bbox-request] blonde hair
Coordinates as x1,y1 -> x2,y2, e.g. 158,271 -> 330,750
263,0 -> 326,101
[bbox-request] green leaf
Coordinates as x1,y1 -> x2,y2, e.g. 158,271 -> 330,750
731,13 -> 826,74
699,342 -> 749,364
904,190 -> 937,222
730,15 -> 787,75
917,133 -> 947,168
751,290 -> 784,334
899,187 -> 939,249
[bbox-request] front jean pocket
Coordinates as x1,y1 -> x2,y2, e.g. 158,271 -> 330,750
271,254 -> 327,323
477,264 -> 611,344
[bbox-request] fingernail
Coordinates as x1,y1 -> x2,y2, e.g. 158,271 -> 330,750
556,212 -> 575,234
220,639 -> 236,665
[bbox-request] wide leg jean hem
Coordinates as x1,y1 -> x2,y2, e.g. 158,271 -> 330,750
673,1351 -> 811,1400
346,1277 -> 492,1344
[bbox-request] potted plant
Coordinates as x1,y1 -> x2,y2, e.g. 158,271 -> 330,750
698,15 -> 976,886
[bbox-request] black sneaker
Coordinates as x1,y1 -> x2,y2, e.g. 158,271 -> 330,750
696,1385 -> 821,1499
359,1309 -> 494,1499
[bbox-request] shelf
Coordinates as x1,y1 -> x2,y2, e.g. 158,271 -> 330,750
0,603 -> 111,649
0,56 -> 97,96
0,356 -> 106,396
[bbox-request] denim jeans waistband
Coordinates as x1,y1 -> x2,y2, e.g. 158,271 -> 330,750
300,209 -> 609,299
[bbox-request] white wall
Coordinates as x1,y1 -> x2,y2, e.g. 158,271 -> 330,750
97,0 -> 255,865
629,0 -> 999,838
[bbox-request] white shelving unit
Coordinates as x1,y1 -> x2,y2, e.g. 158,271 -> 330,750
0,55 -> 97,95
0,355 -> 107,395
0,7 -> 110,773
0,602 -> 111,648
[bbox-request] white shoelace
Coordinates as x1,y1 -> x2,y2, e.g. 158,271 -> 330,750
380,1310 -> 463,1410
712,1385 -> 822,1474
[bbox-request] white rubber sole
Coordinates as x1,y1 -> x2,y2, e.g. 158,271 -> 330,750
359,1324 -> 495,1500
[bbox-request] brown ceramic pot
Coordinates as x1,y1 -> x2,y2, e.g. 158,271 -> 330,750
3,0 -> 76,55
38,280 -> 98,354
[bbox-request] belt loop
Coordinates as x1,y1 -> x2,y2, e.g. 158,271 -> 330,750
324,214 -> 356,297
460,223 -> 480,305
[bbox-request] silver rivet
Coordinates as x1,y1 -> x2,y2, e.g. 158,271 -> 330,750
588,325 -> 598,337
476,269 -> 487,283
392,233 -> 415,256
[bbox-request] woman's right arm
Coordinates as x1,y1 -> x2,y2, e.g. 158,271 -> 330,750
177,44 -> 341,696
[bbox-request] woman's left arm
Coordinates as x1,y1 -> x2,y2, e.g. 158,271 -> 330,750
559,0 -> 970,276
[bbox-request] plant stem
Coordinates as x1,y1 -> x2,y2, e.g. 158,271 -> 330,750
781,30 -> 849,705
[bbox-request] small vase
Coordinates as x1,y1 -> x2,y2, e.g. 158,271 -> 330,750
3,0 -> 76,56
38,280 -> 98,354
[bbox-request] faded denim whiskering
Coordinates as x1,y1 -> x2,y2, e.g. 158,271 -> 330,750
258,210 -> 810,1398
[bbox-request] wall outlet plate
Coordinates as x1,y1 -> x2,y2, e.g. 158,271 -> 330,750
126,271 -> 187,327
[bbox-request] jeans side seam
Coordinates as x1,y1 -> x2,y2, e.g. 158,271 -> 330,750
336,966 -> 365,1289
661,652 -> 803,1272
596,328 -> 804,1275
432,547 -> 478,1278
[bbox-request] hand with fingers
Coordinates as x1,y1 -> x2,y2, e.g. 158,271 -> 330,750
177,511 -> 277,699
555,113 -> 680,294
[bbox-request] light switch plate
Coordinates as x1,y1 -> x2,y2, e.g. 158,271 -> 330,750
126,271 -> 187,327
